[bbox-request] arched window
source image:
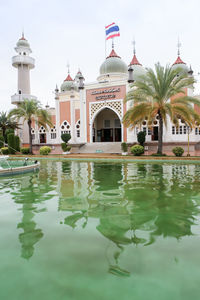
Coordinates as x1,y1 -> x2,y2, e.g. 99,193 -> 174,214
39,126 -> 46,143
50,126 -> 56,139
60,121 -> 71,135
76,120 -> 81,138
31,128 -> 35,140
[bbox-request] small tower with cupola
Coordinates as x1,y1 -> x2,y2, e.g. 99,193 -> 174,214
11,33 -> 37,105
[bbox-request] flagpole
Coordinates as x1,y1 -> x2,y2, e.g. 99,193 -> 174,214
105,25 -> 107,77
105,25 -> 107,60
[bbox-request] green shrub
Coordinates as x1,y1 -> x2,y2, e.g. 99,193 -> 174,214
7,133 -> 16,154
131,145 -> 144,156
14,135 -> 20,152
137,131 -> 146,146
21,147 -> 30,154
1,147 -> 9,155
61,142 -> 67,152
40,146 -> 51,155
121,142 -> 128,152
5,129 -> 14,143
0,135 -> 4,148
61,143 -> 71,152
65,145 -> 71,152
61,133 -> 71,143
172,147 -> 184,157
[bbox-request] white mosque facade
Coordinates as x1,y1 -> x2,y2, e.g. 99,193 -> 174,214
11,34 -> 200,154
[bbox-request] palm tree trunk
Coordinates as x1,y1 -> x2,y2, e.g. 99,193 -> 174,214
2,127 -> 6,141
157,111 -> 163,155
28,119 -> 32,154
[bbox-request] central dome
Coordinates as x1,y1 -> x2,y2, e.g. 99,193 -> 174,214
100,49 -> 127,75
60,74 -> 77,92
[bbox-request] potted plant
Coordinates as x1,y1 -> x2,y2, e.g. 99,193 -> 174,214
61,133 -> 71,154
121,142 -> 128,156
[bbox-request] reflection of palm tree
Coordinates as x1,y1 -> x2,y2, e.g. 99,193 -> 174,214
108,245 -> 130,277
61,161 -> 200,276
151,164 -> 199,240
64,211 -> 88,229
17,205 -> 43,259
11,170 -> 57,260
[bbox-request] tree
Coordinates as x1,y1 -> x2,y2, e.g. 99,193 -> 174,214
9,99 -> 52,154
123,63 -> 200,154
0,111 -> 19,140
137,131 -> 146,146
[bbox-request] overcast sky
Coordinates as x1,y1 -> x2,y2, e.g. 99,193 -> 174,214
0,0 -> 200,111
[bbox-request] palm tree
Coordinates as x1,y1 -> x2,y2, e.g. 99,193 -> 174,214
123,63 -> 200,154
0,111 -> 19,140
9,99 -> 52,154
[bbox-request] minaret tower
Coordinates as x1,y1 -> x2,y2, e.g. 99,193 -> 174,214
11,33 -> 37,105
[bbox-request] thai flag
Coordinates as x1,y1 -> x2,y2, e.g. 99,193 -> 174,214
105,23 -> 120,40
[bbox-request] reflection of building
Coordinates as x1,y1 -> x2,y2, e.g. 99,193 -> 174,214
11,34 -> 200,153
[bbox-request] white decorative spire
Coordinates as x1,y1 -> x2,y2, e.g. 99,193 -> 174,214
67,62 -> 70,74
177,37 -> 181,56
112,38 -> 114,49
132,38 -> 136,55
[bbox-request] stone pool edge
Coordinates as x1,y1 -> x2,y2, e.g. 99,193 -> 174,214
9,155 -> 200,164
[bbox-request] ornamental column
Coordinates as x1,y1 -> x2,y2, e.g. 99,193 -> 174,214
70,89 -> 76,143
78,72 -> 86,143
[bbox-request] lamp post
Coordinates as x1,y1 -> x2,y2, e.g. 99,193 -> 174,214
128,65 -> 134,83
78,74 -> 85,90
78,73 -> 85,143
70,86 -> 75,144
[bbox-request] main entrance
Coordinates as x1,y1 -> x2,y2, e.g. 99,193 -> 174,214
92,108 -> 122,142
152,127 -> 158,141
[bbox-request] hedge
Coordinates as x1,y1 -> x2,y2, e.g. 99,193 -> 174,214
14,136 -> 20,152
1,147 -> 9,155
21,147 -> 30,154
7,133 -> 16,154
0,135 -> 4,148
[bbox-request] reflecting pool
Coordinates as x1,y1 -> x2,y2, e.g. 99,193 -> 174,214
0,160 -> 200,300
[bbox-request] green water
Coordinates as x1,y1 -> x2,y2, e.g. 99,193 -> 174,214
0,160 -> 200,300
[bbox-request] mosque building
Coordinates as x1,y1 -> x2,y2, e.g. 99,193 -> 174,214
11,34 -> 200,154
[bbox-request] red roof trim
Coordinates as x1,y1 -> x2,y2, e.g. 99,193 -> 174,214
106,49 -> 121,59
130,54 -> 142,66
64,74 -> 73,81
173,56 -> 186,65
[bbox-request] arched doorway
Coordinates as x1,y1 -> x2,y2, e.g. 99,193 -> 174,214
92,108 -> 122,142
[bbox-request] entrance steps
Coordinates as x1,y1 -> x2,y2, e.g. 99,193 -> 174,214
72,142 -> 122,154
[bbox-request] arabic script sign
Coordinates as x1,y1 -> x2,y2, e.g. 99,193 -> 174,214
91,88 -> 120,100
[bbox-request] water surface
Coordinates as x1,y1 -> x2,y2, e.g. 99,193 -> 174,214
0,160 -> 200,300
